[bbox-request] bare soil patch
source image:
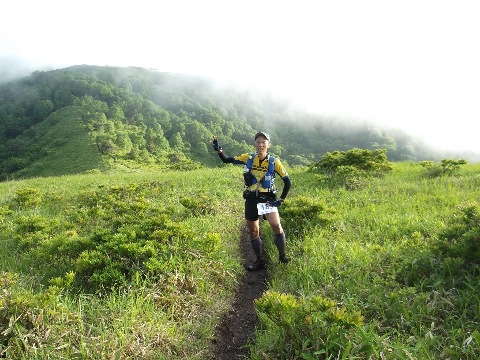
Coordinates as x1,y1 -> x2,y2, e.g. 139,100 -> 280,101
210,225 -> 268,359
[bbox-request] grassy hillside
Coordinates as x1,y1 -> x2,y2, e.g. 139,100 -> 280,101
1,161 -> 480,358
14,105 -> 107,179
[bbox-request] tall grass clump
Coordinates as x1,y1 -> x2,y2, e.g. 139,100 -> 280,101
252,158 -> 480,359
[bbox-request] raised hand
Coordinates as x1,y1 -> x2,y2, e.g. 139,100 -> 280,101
212,136 -> 222,151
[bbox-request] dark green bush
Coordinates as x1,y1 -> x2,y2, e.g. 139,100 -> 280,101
310,148 -> 393,175
331,165 -> 368,190
437,204 -> 480,267
7,182 -> 222,293
420,159 -> 467,178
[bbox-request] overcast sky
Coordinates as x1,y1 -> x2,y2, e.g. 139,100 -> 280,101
2,0 -> 479,155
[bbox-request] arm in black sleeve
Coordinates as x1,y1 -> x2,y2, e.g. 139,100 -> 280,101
217,151 -> 235,164
279,176 -> 291,200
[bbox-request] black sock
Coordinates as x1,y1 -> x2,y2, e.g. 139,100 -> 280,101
274,233 -> 286,256
251,238 -> 263,259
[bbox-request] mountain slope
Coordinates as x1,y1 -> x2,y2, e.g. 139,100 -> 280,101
15,105 -> 106,178
1,65 -> 472,180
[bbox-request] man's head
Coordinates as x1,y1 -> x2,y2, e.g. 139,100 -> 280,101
254,132 -> 271,155
255,132 -> 270,142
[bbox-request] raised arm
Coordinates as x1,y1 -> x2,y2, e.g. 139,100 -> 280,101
212,136 -> 238,164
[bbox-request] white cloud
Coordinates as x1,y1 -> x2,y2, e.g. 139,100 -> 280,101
1,0 -> 479,154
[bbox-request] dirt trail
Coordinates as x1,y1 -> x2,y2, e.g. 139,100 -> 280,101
210,225 -> 268,359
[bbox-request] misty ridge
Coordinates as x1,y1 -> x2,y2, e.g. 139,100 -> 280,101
0,63 -> 478,180
0,56 -> 53,84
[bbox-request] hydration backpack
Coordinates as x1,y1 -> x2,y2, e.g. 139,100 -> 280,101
243,153 -> 275,190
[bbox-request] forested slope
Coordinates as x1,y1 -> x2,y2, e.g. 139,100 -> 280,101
0,65 -> 463,180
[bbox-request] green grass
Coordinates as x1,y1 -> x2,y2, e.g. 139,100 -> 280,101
255,162 -> 480,359
1,162 -> 480,359
0,167 -> 244,359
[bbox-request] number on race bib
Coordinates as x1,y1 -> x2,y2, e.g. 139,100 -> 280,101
257,203 -> 278,215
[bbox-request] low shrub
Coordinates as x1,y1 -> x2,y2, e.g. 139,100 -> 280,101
436,203 -> 480,268
280,196 -> 336,237
310,148 -> 393,176
11,188 -> 42,208
253,291 -> 378,359
420,159 -> 467,178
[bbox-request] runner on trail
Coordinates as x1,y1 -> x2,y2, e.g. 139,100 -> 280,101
212,132 -> 292,271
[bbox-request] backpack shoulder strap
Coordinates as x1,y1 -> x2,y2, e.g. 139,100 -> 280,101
267,155 -> 275,174
246,153 -> 274,174
246,152 -> 256,170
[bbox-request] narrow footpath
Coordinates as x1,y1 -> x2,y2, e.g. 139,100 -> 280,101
211,225 -> 268,359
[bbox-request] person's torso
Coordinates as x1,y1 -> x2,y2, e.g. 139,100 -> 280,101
235,153 -> 288,192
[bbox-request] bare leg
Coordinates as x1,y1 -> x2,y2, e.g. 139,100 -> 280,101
264,212 -> 283,234
246,219 -> 260,240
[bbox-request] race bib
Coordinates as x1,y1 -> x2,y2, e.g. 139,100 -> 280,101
257,202 -> 278,215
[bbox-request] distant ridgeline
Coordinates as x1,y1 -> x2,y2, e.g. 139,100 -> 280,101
0,65 -> 461,180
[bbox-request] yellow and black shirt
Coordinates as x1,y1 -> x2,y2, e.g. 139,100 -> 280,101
218,151 -> 291,199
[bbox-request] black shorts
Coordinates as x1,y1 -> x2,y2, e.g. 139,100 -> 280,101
244,191 -> 276,221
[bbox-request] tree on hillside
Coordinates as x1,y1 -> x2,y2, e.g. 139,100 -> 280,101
170,132 -> 185,151
184,120 -> 211,153
107,103 -> 125,121
88,114 -> 117,156
32,99 -> 54,122
145,125 -> 170,155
